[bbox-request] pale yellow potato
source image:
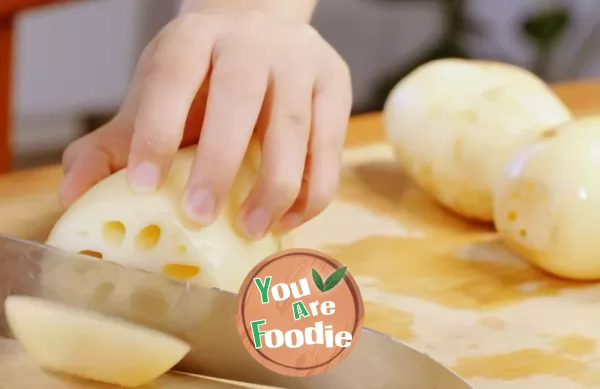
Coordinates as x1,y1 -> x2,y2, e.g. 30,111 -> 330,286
383,58 -> 572,222
5,295 -> 190,388
46,141 -> 284,293
494,115 -> 600,280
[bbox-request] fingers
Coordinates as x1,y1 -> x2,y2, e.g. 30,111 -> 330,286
59,125 -> 131,208
65,15 -> 351,241
182,36 -> 270,225
275,54 -> 352,233
127,17 -> 215,194
60,151 -> 111,208
237,64 -> 314,239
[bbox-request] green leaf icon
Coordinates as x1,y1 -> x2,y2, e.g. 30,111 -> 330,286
312,269 -> 325,292
323,266 -> 347,292
312,266 -> 348,293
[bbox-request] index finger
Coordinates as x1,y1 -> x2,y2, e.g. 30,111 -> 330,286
127,18 -> 216,194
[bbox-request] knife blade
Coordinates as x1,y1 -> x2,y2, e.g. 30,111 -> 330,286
0,233 -> 472,389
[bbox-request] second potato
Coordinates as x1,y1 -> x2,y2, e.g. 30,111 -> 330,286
383,58 -> 572,222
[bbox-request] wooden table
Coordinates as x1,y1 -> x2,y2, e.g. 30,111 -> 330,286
0,80 -> 599,388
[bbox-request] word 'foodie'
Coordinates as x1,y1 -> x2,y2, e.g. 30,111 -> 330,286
249,276 -> 353,349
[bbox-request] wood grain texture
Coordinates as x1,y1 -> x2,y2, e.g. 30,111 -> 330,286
288,81 -> 600,389
0,80 -> 598,388
289,142 -> 600,389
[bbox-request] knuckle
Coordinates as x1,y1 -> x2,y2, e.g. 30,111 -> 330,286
62,128 -> 105,166
212,43 -> 269,87
317,54 -> 353,106
166,13 -> 213,38
298,24 -> 320,42
213,61 -> 265,91
145,19 -> 211,84
145,47 -> 204,88
200,152 -> 238,177
264,175 -> 301,207
144,52 -> 186,87
192,154 -> 239,192
173,13 -> 205,30
240,10 -> 267,26
337,57 -> 352,82
329,54 -> 352,82
156,15 -> 200,48
193,173 -> 230,194
276,25 -> 320,56
62,138 -> 84,166
305,184 -> 336,219
132,121 -> 179,154
319,131 -> 344,155
279,111 -> 310,134
137,40 -> 156,66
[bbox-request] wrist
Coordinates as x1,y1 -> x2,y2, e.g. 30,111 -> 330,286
179,0 -> 317,23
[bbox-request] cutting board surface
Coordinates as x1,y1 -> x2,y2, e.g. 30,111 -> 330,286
0,338 -> 271,389
1,80 -> 599,389
4,143 -> 600,389
287,143 -> 600,389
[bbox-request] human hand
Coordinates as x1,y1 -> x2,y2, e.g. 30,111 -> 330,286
59,10 -> 352,239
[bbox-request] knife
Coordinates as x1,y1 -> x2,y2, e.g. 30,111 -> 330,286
0,233 -> 472,389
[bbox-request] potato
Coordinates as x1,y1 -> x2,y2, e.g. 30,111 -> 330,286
46,142 -> 283,293
5,295 -> 190,387
383,58 -> 572,221
493,115 -> 600,280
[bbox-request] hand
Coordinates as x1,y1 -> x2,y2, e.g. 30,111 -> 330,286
59,10 -> 352,239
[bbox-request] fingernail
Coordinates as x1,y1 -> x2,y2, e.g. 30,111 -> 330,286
276,213 -> 303,233
130,161 -> 161,194
183,189 -> 217,225
240,208 -> 272,239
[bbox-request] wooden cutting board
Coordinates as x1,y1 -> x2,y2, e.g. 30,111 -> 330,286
0,80 -> 598,388
290,83 -> 600,389
0,337 -> 274,388
290,141 -> 600,389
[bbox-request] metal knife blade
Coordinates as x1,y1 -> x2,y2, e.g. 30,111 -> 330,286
0,233 -> 472,389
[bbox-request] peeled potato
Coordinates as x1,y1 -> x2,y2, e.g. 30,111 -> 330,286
5,295 -> 190,387
46,142 -> 283,292
494,115 -> 600,280
383,58 -> 572,222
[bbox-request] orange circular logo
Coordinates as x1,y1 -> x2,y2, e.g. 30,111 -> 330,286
235,248 -> 365,377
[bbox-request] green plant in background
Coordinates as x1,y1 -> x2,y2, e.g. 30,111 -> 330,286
521,4 -> 570,80
366,0 -> 572,112
368,0 -> 474,111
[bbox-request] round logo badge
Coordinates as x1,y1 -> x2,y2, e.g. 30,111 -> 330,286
236,248 -> 365,377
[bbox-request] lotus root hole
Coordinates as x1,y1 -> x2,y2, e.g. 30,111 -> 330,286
135,224 -> 161,251
540,128 -> 558,139
162,264 -> 200,280
79,250 -> 103,259
102,221 -> 126,247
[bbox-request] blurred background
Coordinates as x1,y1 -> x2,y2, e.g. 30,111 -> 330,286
7,0 -> 600,170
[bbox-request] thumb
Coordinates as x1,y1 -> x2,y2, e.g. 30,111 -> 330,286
59,123 -> 131,208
